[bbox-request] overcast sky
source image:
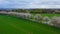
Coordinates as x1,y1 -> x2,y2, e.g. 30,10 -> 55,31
0,0 -> 60,9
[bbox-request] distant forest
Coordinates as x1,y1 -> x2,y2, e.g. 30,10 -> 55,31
0,9 -> 60,14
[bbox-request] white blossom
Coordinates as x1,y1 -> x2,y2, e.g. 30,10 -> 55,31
43,16 -> 50,24
50,17 -> 60,27
34,14 -> 43,22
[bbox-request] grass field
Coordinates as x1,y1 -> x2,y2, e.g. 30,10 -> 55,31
0,14 -> 60,34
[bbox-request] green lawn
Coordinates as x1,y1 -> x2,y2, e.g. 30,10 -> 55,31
41,14 -> 60,18
0,14 -> 60,34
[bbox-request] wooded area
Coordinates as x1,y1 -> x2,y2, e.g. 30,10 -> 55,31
0,9 -> 60,14
10,9 -> 60,14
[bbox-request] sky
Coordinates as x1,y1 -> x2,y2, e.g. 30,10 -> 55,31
0,0 -> 60,9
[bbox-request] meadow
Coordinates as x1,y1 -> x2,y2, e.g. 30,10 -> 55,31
0,14 -> 60,34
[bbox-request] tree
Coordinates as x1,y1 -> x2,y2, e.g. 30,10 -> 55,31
43,16 -> 50,24
50,17 -> 60,27
34,14 -> 43,22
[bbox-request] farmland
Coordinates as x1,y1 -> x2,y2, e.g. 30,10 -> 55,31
0,14 -> 60,34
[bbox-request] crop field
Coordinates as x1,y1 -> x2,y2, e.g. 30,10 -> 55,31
0,14 -> 60,34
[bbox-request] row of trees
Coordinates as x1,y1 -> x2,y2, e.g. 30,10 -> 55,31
0,9 -> 60,14
7,12 -> 60,28
9,9 -> 60,14
0,11 -> 60,28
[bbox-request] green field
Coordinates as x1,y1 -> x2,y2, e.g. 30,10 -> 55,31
0,14 -> 60,34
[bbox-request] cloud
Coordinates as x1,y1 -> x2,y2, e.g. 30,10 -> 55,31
0,0 -> 60,8
26,0 -> 60,8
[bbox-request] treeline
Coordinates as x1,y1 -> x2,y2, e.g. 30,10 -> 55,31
0,9 -> 60,14
10,9 -> 60,14
10,9 -> 46,13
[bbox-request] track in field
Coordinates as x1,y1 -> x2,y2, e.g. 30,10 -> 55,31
0,15 -> 60,34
